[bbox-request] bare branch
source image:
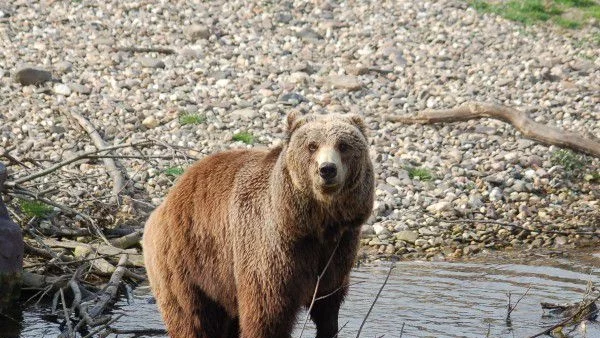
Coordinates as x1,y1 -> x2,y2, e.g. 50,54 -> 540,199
386,102 -> 600,158
356,263 -> 394,338
298,239 -> 342,338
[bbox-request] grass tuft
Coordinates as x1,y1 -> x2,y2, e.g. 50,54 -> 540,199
179,113 -> 205,126
469,0 -> 600,28
551,149 -> 584,171
232,132 -> 255,145
164,167 -> 185,177
407,167 -> 434,181
19,199 -> 53,218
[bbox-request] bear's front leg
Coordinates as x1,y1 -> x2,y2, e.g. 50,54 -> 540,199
237,272 -> 300,338
310,285 -> 345,338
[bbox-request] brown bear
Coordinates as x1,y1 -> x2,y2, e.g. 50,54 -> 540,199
142,112 -> 374,338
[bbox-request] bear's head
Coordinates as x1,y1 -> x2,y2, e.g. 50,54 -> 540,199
284,111 -> 371,203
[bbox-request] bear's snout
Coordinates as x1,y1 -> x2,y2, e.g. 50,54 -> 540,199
319,162 -> 337,180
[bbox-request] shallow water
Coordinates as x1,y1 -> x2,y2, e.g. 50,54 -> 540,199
5,252 -> 600,338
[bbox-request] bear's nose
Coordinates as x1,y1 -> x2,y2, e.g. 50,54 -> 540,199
319,162 -> 337,180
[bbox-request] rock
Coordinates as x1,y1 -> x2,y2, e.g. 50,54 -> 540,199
414,238 -> 428,247
69,83 -> 92,95
385,176 -> 402,186
489,187 -> 503,202
139,57 -> 165,69
554,236 -> 568,246
279,92 -> 307,106
13,67 -> 52,85
395,230 -> 419,244
373,223 -> 390,236
54,61 -> 73,74
426,201 -> 452,213
346,65 -> 369,76
183,24 -> 211,40
142,116 -> 159,129
296,28 -> 323,41
53,83 -> 72,96
325,75 -> 362,91
361,224 -> 375,236
230,108 -> 257,120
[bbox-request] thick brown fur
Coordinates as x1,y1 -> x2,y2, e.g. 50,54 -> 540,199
143,113 -> 375,338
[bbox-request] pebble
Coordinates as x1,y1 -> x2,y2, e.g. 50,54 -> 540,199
183,24 -> 211,40
395,231 -> 419,244
142,116 -> 159,129
53,83 -> 72,96
325,75 -> 362,91
139,57 -> 165,69
13,67 -> 52,85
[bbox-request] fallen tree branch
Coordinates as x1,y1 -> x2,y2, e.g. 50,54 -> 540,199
89,254 -> 128,318
42,238 -> 144,267
68,111 -> 127,202
6,141 -> 153,187
386,102 -> 600,158
527,293 -> 600,338
109,230 -> 142,249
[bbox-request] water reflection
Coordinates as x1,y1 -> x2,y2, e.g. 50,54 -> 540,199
11,253 -> 600,338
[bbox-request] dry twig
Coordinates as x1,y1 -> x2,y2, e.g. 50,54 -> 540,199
298,239 -> 342,338
356,263 -> 394,338
528,294 -> 600,338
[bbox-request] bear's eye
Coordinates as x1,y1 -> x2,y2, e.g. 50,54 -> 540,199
338,142 -> 349,152
308,142 -> 318,153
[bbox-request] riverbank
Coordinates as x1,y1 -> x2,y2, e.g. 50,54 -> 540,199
0,0 -> 598,263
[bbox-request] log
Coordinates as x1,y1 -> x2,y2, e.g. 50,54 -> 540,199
386,102 -> 600,158
0,163 -> 24,310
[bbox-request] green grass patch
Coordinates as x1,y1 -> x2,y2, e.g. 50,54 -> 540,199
164,167 -> 185,177
19,199 -> 53,218
232,131 -> 255,145
551,149 -> 585,171
468,0 -> 600,28
407,167 -> 434,181
179,113 -> 205,126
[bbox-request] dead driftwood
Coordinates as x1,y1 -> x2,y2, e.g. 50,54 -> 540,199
68,110 -> 127,202
386,102 -> 600,158
528,293 -> 600,338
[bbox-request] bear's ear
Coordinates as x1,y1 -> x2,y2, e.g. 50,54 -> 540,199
286,110 -> 310,139
347,114 -> 368,137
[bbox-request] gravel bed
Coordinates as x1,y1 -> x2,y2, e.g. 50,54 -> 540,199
1,0 -> 598,260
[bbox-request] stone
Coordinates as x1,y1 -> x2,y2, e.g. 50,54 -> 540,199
230,108 -> 257,120
183,24 -> 211,40
326,75 -> 362,91
13,67 -> 52,85
426,201 -> 452,213
142,116 -> 159,129
55,61 -> 73,74
395,230 -> 419,244
53,83 -> 72,96
69,83 -> 92,95
373,223 -> 390,236
385,176 -> 402,186
279,92 -> 307,106
139,57 -> 165,69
